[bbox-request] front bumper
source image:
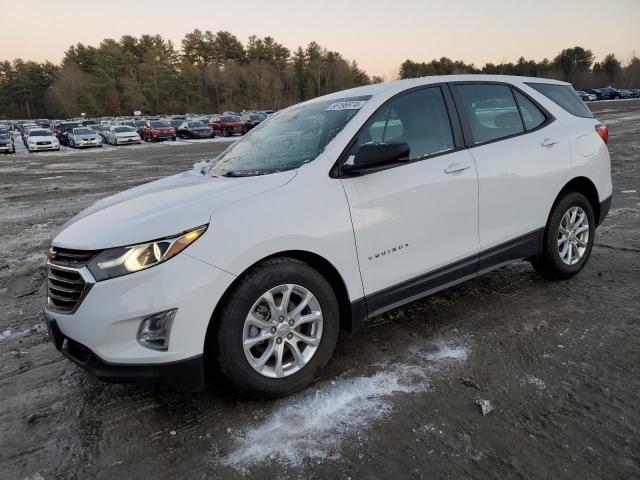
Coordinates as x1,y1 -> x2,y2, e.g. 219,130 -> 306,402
77,140 -> 101,148
116,137 -> 141,144
43,252 -> 236,388
29,144 -> 58,151
44,316 -> 205,390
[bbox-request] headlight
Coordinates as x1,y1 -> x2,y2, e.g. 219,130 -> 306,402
86,225 -> 207,281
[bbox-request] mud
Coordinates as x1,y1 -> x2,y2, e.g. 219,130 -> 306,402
1,101 -> 639,479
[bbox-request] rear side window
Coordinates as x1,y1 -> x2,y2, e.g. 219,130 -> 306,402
454,84 -> 524,144
513,90 -> 546,130
526,83 -> 593,118
357,86 -> 454,160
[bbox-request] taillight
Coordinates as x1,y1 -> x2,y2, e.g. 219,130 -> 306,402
595,124 -> 608,145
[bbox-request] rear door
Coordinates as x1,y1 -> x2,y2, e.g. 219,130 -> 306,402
450,82 -> 571,255
340,85 -> 480,312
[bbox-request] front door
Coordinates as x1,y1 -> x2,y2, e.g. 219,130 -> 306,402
340,86 -> 480,314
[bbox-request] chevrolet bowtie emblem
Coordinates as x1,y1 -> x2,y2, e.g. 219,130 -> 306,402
47,248 -> 56,261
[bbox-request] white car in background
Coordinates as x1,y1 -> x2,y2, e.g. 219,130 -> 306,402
26,128 -> 60,152
68,127 -> 103,149
44,75 -> 612,398
104,126 -> 141,146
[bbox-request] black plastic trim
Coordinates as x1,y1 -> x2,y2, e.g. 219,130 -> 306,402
598,194 -> 612,226
43,313 -> 206,391
352,228 -> 544,321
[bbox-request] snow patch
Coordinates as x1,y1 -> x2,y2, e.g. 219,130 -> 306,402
222,338 -> 468,469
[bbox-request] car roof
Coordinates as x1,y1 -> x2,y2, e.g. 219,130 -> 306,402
28,128 -> 53,133
305,74 -> 571,105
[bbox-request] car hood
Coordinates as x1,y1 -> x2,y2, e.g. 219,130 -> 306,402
0,138 -> 12,144
52,168 -> 297,250
115,132 -> 139,137
76,134 -> 98,140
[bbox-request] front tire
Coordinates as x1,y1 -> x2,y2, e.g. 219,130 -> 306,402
215,257 -> 339,398
533,192 -> 595,279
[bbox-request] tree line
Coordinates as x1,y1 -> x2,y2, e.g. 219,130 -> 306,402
1,39 -> 638,120
399,46 -> 640,90
0,30 -> 374,119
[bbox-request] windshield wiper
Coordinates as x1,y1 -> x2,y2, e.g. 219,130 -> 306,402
221,170 -> 264,177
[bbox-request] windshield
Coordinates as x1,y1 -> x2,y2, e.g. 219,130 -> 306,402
114,126 -> 135,133
221,116 -> 241,123
188,121 -> 205,128
150,121 -> 171,128
135,120 -> 146,127
29,130 -> 54,137
250,115 -> 265,121
74,128 -> 94,135
210,96 -> 370,177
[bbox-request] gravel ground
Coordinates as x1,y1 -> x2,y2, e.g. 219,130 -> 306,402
0,100 -> 638,480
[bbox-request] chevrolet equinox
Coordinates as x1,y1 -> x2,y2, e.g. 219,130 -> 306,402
44,75 -> 612,397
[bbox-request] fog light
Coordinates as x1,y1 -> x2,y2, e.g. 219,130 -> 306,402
137,309 -> 177,351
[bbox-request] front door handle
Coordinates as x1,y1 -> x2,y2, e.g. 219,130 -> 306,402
444,163 -> 471,174
541,137 -> 560,147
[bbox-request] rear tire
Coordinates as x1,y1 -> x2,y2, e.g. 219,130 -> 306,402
533,192 -> 595,280
215,257 -> 339,398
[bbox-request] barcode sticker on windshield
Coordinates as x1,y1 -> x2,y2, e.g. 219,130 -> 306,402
325,100 -> 367,111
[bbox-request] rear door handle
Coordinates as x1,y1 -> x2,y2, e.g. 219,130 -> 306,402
541,137 -> 560,147
444,162 -> 471,174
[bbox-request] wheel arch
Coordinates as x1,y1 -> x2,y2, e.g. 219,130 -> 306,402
202,250 -> 359,380
554,176 -> 601,223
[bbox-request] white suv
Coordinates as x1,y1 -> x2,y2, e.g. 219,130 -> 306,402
44,75 -> 612,397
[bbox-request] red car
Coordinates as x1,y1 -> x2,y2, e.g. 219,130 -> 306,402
208,115 -> 247,137
142,120 -> 176,142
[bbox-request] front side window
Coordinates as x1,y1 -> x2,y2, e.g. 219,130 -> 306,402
513,90 -> 546,130
356,87 -> 454,160
210,96 -> 370,177
455,84 -> 524,144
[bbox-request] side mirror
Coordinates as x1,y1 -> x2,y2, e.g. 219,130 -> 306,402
341,142 -> 411,174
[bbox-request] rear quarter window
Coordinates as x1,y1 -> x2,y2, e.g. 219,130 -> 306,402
526,83 -> 593,118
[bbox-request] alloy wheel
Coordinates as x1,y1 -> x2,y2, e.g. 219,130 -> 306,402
557,206 -> 589,265
242,284 -> 323,378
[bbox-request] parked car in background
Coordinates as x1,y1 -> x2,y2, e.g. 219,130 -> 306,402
26,128 -> 60,152
597,87 -> 624,100
576,90 -> 597,102
177,121 -> 214,139
54,122 -> 81,146
21,124 -> 40,145
68,128 -> 103,148
629,89 -> 640,98
209,115 -> 247,137
617,89 -> 633,99
143,120 -> 176,142
104,126 -> 141,145
134,119 -> 146,138
0,131 -> 15,154
241,113 -> 266,130
169,116 -> 187,132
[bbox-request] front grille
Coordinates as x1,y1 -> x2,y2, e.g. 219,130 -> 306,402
36,141 -> 51,145
47,266 -> 89,312
50,247 -> 96,268
47,247 -> 95,313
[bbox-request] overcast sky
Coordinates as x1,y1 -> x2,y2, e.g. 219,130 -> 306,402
1,0 -> 638,79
